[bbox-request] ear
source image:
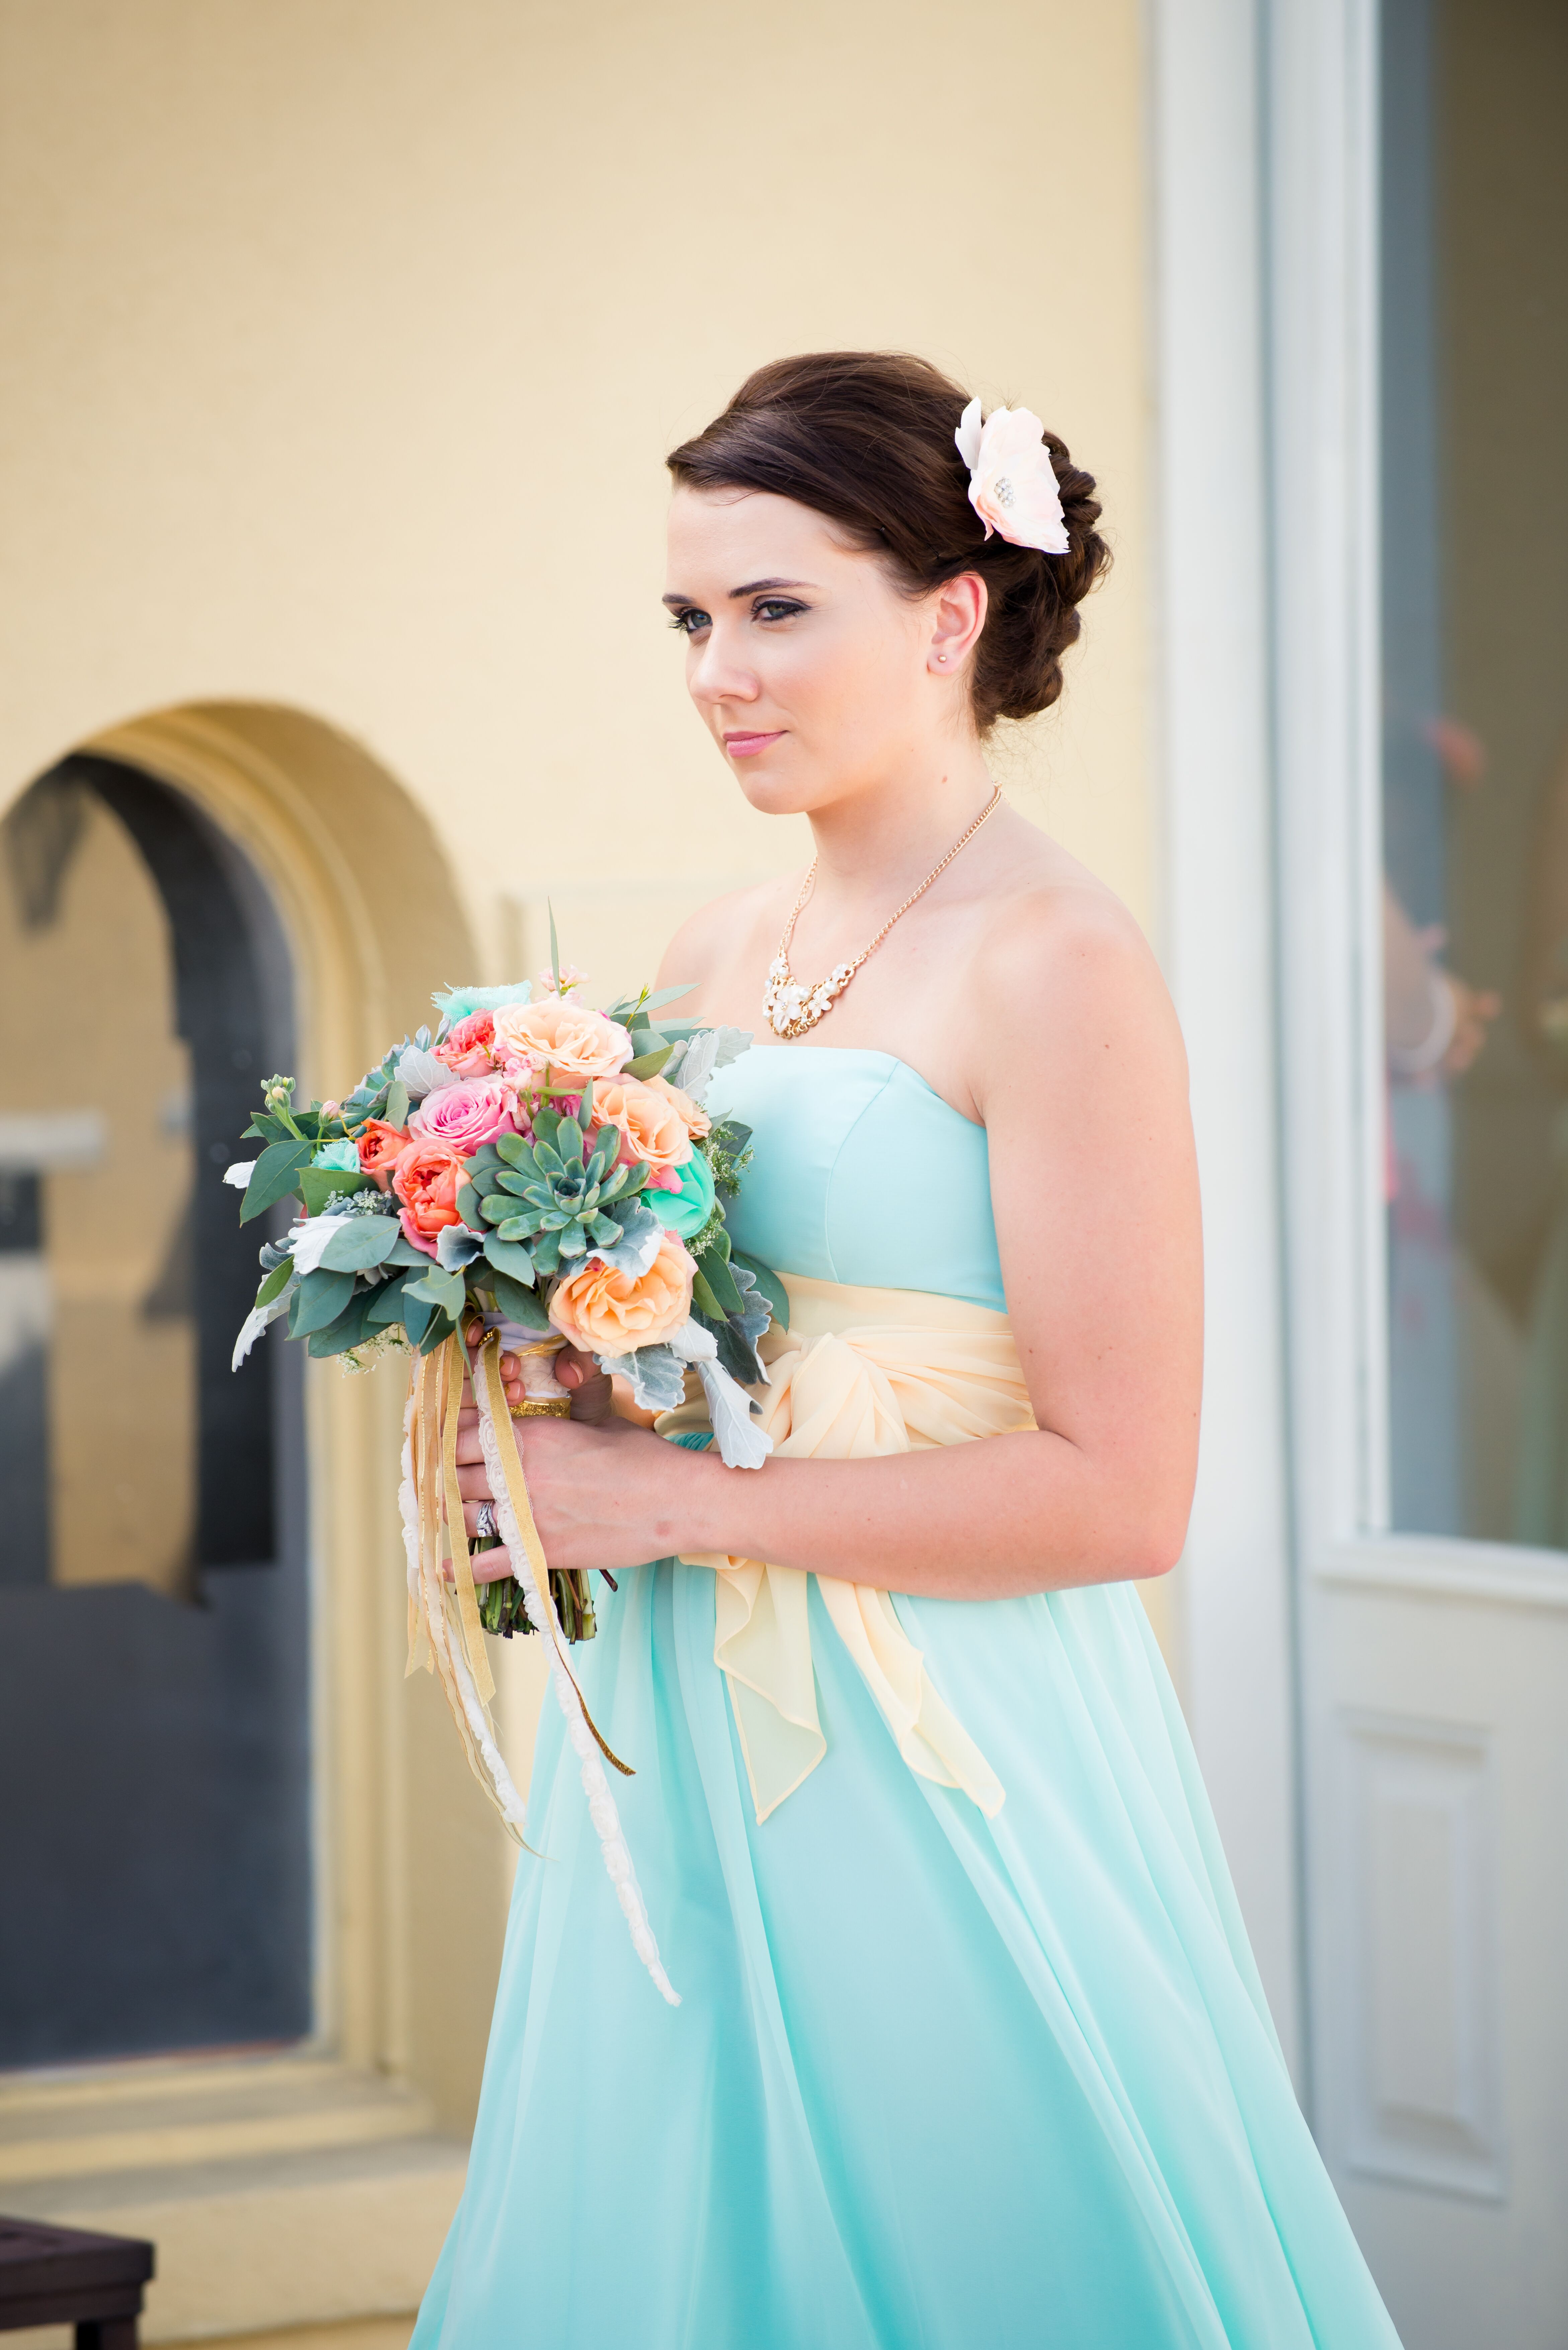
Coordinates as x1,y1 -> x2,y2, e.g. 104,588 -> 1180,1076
927,571 -> 988,674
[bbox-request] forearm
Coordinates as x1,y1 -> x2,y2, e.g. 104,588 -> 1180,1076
672,1429 -> 1185,1597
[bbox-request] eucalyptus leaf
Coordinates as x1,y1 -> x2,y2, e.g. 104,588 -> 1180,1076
307,1286 -> 380,1358
699,1246 -> 744,1319
386,1231 -> 435,1267
290,1267 -> 357,1336
488,1272 -> 551,1330
691,1266 -> 724,1322
316,1216 -> 402,1273
402,1288 -> 435,1344
240,1137 -> 313,1224
254,1257 -> 294,1309
385,1079 -> 410,1130
481,1236 -> 537,1284
625,1044 -> 675,1080
299,1166 -> 375,1218
367,1274 -> 410,1325
405,1264 -> 466,1319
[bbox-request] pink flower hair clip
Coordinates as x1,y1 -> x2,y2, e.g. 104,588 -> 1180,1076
954,398 -> 1070,555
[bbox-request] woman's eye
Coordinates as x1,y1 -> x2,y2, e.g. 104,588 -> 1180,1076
754,598 -> 807,623
668,607 -> 710,637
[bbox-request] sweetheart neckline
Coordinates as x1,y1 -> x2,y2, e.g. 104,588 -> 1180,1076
733,1042 -> 984,1132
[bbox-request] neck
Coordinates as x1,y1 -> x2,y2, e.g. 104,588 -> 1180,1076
804,741 -> 997,903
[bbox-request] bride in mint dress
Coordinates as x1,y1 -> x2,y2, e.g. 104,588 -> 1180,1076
413,352 -> 1401,2347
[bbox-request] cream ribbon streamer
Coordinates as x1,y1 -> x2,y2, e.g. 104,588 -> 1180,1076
668,1273 -> 1036,1824
399,1329 -> 679,2005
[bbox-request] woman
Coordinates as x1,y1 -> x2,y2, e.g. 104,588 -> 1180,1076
413,353 -> 1400,2347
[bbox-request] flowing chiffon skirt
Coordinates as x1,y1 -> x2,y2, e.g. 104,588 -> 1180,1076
412,1564 -> 1399,2348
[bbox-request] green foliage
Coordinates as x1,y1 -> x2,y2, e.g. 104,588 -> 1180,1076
298,1166 -> 373,1218
306,1286 -> 380,1357
366,1273 -> 410,1325
487,1271 -> 551,1329
290,1267 -> 357,1336
241,1138 -> 313,1224
482,1237 -> 537,1283
385,1079 -> 410,1131
254,1257 -> 295,1309
732,1248 -> 787,1330
624,1043 -> 675,1080
405,1264 -> 466,1321
314,1216 -> 402,1274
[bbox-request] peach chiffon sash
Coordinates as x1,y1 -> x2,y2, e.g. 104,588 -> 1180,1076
665,1272 -> 1036,1824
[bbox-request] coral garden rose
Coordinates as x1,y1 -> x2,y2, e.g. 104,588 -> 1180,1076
391,1137 -> 467,1256
548,1229 -> 695,1354
434,1008 -> 498,1079
590,1077 -> 694,1176
644,1074 -> 711,1140
357,1118 -> 411,1190
491,997 -> 632,1087
408,1076 -> 515,1155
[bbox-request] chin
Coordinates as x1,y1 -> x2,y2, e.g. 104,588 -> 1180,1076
722,742 -> 821,819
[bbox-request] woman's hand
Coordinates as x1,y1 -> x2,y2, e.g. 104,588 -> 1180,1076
452,1328 -> 692,1580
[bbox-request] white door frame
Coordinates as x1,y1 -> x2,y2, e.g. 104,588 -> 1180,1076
1149,0 -> 1305,2080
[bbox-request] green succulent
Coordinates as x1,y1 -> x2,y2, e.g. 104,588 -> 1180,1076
464,1104 -> 649,1277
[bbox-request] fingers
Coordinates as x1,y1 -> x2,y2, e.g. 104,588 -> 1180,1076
568,1371 -> 615,1426
443,1541 -> 517,1584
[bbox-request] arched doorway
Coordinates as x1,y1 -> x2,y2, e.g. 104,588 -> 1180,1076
0,755 -> 306,2061
0,703 -> 481,2079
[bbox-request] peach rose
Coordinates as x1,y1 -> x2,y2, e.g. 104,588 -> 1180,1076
358,1117 -> 411,1190
590,1077 -> 694,1175
434,1008 -> 498,1079
491,997 -> 632,1087
548,1230 -> 695,1354
391,1136 -> 467,1256
644,1073 -> 711,1140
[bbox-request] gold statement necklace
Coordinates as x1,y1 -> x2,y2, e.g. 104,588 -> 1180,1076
763,787 -> 1003,1039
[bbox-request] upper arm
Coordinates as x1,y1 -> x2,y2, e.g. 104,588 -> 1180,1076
977,894 -> 1202,1558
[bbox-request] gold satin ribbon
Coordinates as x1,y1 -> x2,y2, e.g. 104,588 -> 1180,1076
668,1273 -> 1036,1824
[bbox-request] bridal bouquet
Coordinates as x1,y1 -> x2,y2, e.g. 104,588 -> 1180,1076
225,954 -> 780,2003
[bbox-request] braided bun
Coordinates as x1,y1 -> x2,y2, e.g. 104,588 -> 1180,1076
666,351 -> 1109,733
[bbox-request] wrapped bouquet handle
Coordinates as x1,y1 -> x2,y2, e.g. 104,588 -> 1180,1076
400,1325 -> 680,2005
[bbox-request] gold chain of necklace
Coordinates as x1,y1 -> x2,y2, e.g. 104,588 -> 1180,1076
762,787 -> 1003,1039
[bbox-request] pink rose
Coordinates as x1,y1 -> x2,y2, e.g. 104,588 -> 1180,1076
408,1077 -> 515,1156
434,1009 -> 499,1080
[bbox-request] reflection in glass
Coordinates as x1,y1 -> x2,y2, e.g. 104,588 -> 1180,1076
1380,0 -> 1568,1543
0,759 -> 311,2066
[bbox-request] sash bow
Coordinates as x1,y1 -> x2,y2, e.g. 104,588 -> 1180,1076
670,1273 -> 1036,1823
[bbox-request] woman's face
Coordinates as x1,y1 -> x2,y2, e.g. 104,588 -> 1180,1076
663,486 -> 971,816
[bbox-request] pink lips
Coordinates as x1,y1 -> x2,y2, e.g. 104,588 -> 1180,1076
722,730 -> 785,758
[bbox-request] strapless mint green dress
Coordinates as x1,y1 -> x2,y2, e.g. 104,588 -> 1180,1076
412,1048 -> 1400,2349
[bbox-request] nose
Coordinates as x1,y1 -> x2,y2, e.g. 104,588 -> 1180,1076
688,623 -> 758,711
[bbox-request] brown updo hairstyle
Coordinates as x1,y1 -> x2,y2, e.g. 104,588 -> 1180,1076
665,351 -> 1109,734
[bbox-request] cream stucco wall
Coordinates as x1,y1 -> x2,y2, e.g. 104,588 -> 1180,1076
0,4 -> 1154,2341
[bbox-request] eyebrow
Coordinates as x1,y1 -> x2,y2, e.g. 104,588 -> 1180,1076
661,578 -> 817,606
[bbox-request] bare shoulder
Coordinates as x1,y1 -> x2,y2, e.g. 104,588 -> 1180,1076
966,842 -> 1187,1111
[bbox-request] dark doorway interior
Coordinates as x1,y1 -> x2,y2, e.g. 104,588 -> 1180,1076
0,758 -> 311,2067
